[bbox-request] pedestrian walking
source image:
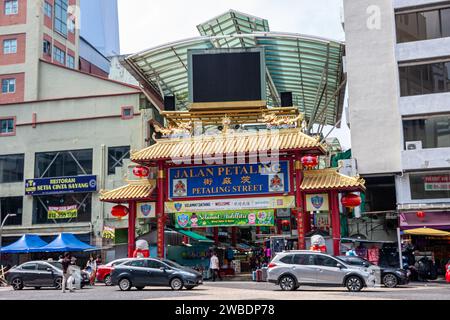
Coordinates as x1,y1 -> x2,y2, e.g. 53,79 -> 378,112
61,252 -> 73,293
85,255 -> 97,286
210,252 -> 222,281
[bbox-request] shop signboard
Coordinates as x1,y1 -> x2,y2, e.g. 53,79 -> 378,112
25,175 -> 97,196
306,194 -> 329,212
168,161 -> 290,199
175,209 -> 275,228
48,205 -> 78,220
165,196 -> 295,213
137,202 -> 156,218
102,226 -> 115,240
424,175 -> 450,191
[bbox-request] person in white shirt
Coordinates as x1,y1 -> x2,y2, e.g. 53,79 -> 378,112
210,252 -> 222,281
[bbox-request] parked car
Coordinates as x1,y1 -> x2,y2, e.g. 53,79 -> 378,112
111,258 -> 203,291
267,250 -> 376,292
337,255 -> 409,288
6,261 -> 90,290
96,258 -> 132,286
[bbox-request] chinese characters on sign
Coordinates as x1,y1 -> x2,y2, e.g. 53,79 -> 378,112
168,162 -> 290,198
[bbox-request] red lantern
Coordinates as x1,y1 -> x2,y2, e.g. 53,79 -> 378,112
111,205 -> 129,219
281,220 -> 290,226
341,193 -> 362,210
133,166 -> 150,178
416,211 -> 425,219
301,155 -> 318,169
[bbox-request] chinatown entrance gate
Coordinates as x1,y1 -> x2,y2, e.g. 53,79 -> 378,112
100,105 -> 365,258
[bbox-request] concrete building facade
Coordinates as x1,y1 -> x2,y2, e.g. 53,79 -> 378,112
343,0 -> 450,246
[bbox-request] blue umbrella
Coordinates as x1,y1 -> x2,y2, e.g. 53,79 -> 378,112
0,234 -> 48,254
39,233 -> 96,252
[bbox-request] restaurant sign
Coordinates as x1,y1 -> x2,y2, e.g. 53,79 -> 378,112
175,209 -> 275,228
25,175 -> 97,196
48,205 -> 78,220
165,196 -> 295,213
168,161 -> 290,199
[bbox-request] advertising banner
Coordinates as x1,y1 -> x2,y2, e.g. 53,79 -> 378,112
168,161 -> 290,199
137,202 -> 156,218
424,175 -> 450,191
102,226 -> 115,240
306,194 -> 329,211
48,205 -> 78,220
175,209 -> 275,228
25,175 -> 97,196
165,196 -> 295,213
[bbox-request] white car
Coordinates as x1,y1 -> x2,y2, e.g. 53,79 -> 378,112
267,250 -> 376,292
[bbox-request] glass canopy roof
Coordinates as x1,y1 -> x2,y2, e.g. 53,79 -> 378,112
125,10 -> 345,127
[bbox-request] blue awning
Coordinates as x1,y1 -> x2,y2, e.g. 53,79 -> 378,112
38,233 -> 96,252
0,234 -> 48,254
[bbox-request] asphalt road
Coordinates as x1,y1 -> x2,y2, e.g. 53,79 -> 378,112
0,281 -> 448,300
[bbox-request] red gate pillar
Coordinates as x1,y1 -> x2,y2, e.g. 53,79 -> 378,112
231,227 -> 237,246
294,155 -> 306,250
127,201 -> 136,257
157,161 -> 165,258
213,227 -> 219,245
330,190 -> 341,256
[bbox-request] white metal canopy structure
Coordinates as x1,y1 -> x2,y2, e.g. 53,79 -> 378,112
124,10 -> 345,128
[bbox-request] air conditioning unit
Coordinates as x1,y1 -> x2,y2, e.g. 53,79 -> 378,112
405,141 -> 422,150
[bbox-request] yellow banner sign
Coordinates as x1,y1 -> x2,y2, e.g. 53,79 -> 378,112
165,196 -> 295,213
48,205 -> 78,219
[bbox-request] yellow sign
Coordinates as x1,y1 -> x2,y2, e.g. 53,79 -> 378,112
48,205 -> 78,219
165,196 -> 295,213
306,194 -> 329,212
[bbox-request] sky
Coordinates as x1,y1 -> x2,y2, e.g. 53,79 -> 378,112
117,0 -> 351,149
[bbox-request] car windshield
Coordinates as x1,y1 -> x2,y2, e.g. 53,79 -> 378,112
162,260 -> 183,269
336,256 -> 373,267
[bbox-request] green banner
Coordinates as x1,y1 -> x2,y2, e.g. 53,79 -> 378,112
175,209 -> 275,228
48,205 -> 78,220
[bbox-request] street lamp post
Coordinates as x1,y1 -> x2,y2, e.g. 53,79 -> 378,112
0,212 -> 17,268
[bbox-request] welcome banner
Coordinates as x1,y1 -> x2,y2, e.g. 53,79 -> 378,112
175,209 -> 275,228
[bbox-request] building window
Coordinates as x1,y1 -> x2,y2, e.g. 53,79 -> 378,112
68,18 -> 75,33
108,146 -> 130,175
53,46 -> 65,65
121,106 -> 134,120
0,154 -> 24,183
396,7 -> 450,43
410,172 -> 450,200
1,78 -> 16,93
44,1 -> 52,17
4,0 -> 18,15
35,149 -> 93,178
0,118 -> 15,136
0,197 -> 23,226
399,61 -> 450,96
67,54 -> 74,69
33,193 -> 92,225
404,116 -> 450,149
3,39 -> 17,54
43,40 -> 51,55
54,0 -> 68,36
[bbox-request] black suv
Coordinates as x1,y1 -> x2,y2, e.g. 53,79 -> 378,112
111,258 -> 203,291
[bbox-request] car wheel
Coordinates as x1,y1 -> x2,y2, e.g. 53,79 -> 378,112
104,275 -> 113,286
346,276 -> 363,292
11,278 -> 24,291
136,286 -> 145,291
279,275 -> 296,291
119,278 -> 132,291
383,273 -> 399,288
170,277 -> 183,291
54,277 -> 62,290
185,285 -> 195,290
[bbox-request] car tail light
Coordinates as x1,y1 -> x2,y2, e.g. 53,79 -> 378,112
268,263 -> 277,268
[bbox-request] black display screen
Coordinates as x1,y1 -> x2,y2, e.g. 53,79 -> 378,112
191,50 -> 264,103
